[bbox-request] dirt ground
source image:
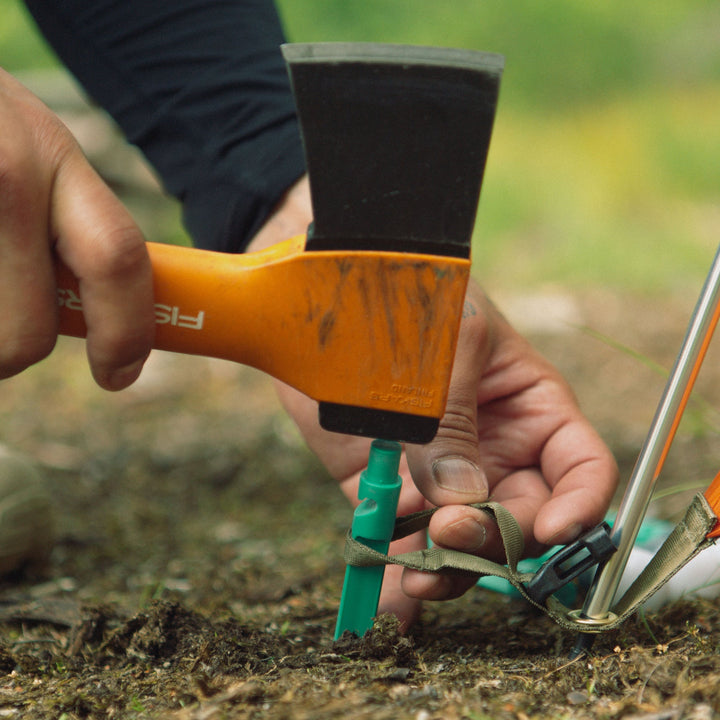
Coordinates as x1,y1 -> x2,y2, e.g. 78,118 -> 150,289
1,285 -> 720,719
1,67 -> 719,720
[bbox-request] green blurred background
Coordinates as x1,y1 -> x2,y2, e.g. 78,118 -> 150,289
2,0 -> 718,296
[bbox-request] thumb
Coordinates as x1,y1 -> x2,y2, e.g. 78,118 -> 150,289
406,287 -> 492,506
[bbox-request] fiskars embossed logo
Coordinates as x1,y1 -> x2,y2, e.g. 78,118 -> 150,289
58,288 -> 205,330
370,384 -> 435,409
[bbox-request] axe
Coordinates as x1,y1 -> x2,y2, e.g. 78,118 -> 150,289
56,42 -> 504,445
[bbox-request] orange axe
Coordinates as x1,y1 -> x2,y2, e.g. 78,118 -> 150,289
56,43 -> 504,444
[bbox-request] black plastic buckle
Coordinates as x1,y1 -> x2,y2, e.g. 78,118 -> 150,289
525,522 -> 617,606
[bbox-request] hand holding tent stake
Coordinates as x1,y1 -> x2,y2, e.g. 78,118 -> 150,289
573,241 -> 720,656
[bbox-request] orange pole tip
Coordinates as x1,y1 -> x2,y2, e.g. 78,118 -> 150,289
704,469 -> 720,538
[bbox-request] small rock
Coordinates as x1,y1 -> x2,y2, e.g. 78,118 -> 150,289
384,667 -> 411,682
567,690 -> 589,705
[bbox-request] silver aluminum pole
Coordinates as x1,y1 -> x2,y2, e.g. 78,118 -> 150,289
581,242 -> 720,622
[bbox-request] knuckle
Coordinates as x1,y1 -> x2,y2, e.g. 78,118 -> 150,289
0,92 -> 70,177
437,401 -> 477,444
89,224 -> 149,281
0,141 -> 22,181
0,112 -> 76,242
0,143 -> 33,208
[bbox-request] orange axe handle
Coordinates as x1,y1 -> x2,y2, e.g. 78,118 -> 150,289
55,238 -> 470,426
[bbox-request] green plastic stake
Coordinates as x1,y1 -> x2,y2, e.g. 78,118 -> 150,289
334,439 -> 402,639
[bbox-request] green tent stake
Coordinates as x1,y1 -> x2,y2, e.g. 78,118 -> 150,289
334,439 -> 402,640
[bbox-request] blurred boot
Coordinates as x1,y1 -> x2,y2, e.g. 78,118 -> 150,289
0,444 -> 55,577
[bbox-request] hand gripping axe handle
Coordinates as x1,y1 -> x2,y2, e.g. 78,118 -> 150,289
56,43 -> 504,445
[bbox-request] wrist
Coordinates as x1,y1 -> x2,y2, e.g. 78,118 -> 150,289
246,175 -> 312,253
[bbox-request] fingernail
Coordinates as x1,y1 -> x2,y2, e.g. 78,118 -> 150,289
547,522 -> 583,545
106,358 -> 146,390
432,457 -> 489,498
440,516 -> 488,553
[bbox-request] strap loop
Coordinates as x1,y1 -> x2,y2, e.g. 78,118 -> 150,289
343,494 -> 718,633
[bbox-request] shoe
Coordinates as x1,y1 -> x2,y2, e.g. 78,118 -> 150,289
0,445 -> 55,577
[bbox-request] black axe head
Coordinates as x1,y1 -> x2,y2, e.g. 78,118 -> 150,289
282,42 -> 504,259
282,43 -> 504,442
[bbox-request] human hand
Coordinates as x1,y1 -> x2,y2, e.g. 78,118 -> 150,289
274,280 -> 618,629
250,176 -> 618,629
0,69 -> 154,389
399,283 -> 619,604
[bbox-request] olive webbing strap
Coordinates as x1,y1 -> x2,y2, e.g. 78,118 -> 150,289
343,494 -> 718,633
612,493 -> 717,618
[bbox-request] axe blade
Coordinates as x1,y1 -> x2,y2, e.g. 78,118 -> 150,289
282,42 -> 504,258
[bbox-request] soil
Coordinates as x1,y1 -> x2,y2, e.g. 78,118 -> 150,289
2,67 -> 720,720
1,287 -> 720,720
